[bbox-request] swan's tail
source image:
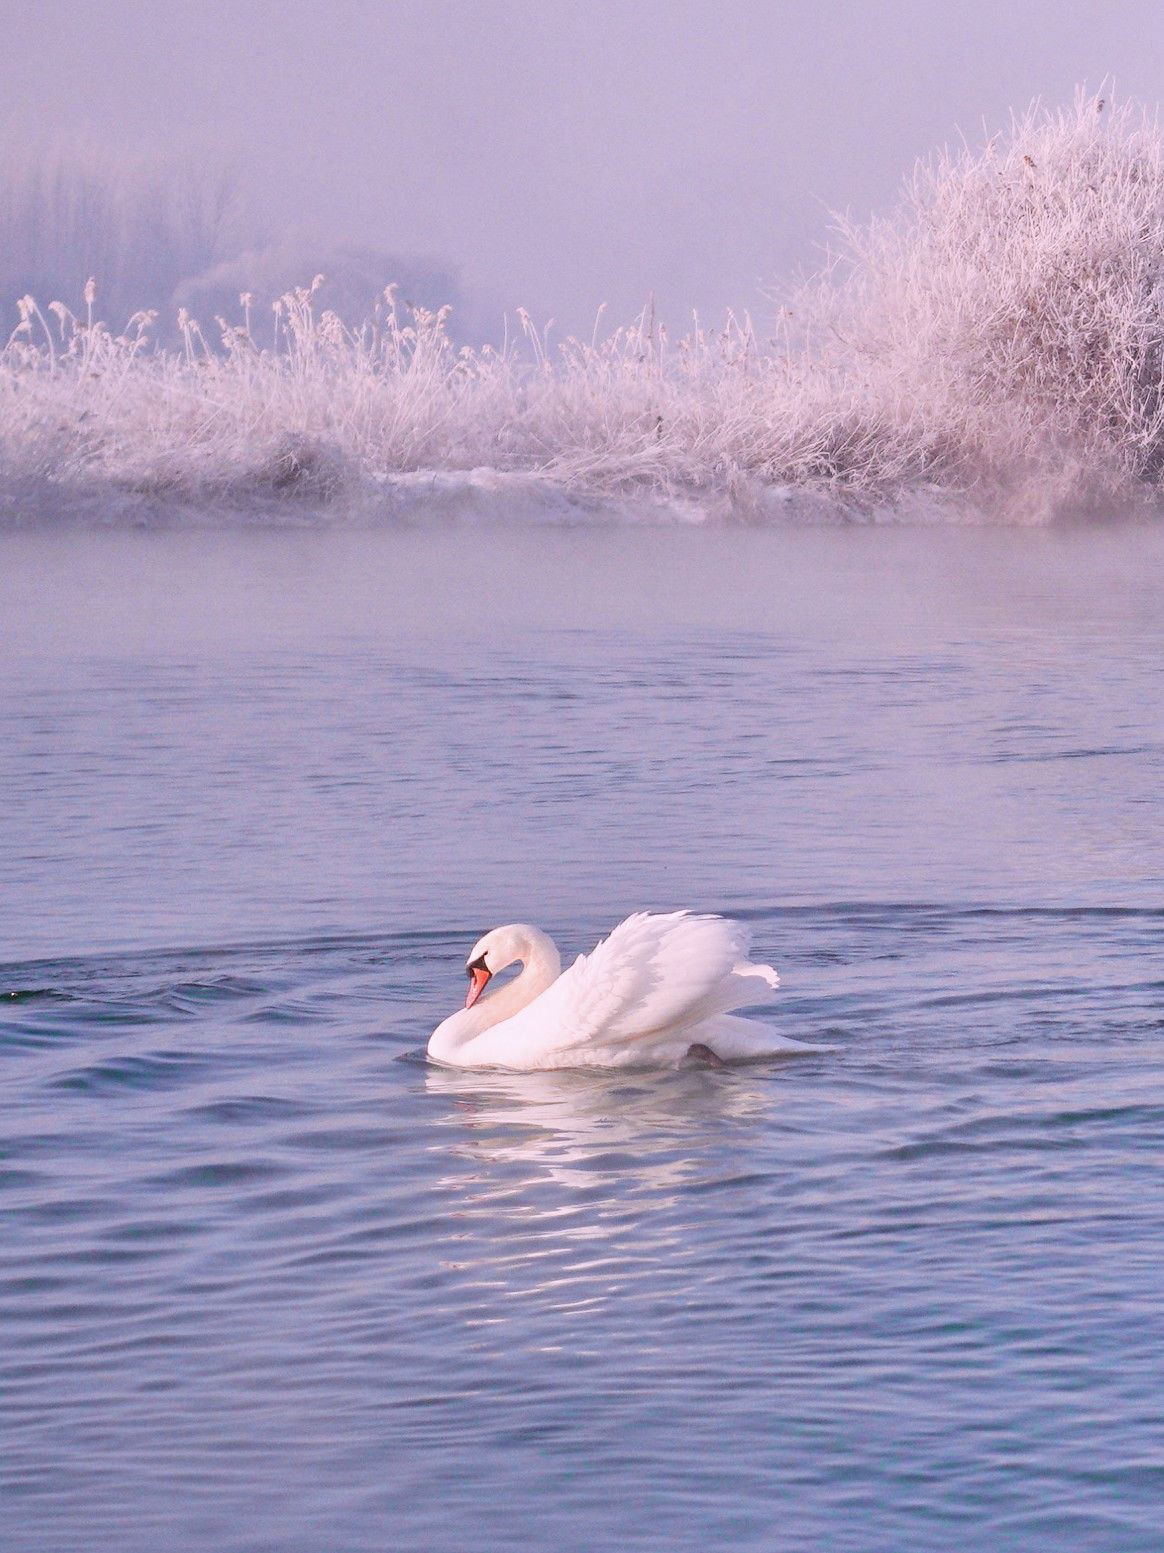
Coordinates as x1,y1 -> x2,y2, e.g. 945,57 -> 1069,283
697,1014 -> 827,1060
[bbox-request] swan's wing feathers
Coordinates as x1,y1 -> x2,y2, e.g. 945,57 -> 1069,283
557,912 -> 761,1046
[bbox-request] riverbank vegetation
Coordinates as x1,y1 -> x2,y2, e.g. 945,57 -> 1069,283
4,94 -> 1164,522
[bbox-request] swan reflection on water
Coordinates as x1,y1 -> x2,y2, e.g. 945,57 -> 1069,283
424,1060 -> 781,1193
423,1061 -> 795,1316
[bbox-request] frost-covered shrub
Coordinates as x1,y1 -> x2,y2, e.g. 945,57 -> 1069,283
801,91 -> 1164,489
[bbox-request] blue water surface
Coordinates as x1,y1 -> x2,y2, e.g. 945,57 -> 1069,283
2,521 -> 1163,1551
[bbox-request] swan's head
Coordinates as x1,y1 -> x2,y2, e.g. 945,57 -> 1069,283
463,923 -> 554,1008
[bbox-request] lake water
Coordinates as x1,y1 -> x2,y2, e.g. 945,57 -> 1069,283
2,519 -> 1163,1552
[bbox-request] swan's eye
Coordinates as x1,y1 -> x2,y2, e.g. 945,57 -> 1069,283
467,954 -> 488,976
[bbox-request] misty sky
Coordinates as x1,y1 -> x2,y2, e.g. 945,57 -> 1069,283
4,0 -> 1164,334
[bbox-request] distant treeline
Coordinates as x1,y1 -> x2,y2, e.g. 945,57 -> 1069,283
0,143 -> 470,346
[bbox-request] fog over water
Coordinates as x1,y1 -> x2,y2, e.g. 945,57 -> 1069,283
6,0 -> 1164,331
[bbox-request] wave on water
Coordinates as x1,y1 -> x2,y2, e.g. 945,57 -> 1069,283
6,94 -> 1164,527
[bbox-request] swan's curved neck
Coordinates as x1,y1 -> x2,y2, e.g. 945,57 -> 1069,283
429,927 -> 561,1061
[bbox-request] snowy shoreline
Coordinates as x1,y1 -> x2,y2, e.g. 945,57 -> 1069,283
4,465 -> 1125,530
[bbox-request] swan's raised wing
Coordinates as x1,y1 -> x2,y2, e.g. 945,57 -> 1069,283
547,911 -> 776,1050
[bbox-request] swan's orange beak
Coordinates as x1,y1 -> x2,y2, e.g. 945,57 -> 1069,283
465,961 -> 491,1008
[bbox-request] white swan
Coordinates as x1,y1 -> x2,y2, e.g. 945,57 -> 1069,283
427,910 -> 812,1070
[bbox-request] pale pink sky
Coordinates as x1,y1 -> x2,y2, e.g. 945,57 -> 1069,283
3,0 -> 1162,332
